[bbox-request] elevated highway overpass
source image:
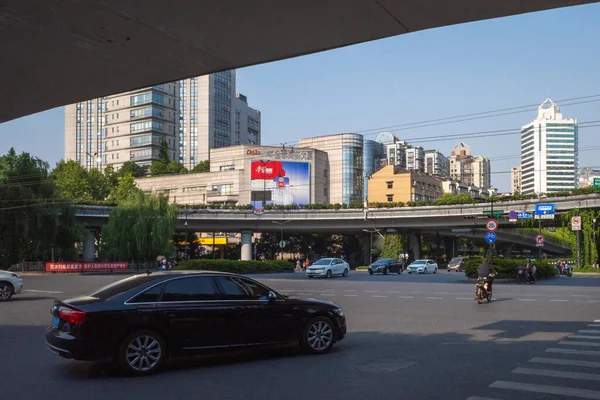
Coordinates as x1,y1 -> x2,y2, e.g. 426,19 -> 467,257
2,0 -> 597,122
76,194 -> 598,260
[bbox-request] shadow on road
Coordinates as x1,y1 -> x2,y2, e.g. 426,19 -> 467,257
3,295 -> 55,302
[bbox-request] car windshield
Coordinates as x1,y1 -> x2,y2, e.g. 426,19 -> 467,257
449,258 -> 463,264
412,260 -> 427,265
313,259 -> 332,266
89,275 -> 160,300
375,258 -> 393,264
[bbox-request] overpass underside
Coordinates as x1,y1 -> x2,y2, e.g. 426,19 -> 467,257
2,0 -> 597,122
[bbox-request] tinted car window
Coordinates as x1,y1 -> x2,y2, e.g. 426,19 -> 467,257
313,259 -> 332,265
90,275 -> 162,300
162,277 -> 218,302
129,283 -> 164,303
215,277 -> 270,300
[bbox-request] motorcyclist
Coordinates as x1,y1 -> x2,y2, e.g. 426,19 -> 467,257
477,258 -> 496,293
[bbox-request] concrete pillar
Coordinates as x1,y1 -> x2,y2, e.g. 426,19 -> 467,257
361,234 -> 371,265
241,230 -> 253,261
409,231 -> 421,261
503,244 -> 513,259
83,229 -> 96,262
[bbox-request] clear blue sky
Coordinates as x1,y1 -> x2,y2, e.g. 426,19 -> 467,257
1,3 -> 599,192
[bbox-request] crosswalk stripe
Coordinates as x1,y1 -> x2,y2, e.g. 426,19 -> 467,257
547,348 -> 600,356
490,380 -> 600,399
571,335 -> 600,340
589,324 -> 600,328
560,341 -> 600,347
531,357 -> 600,368
513,367 -> 600,382
466,397 -> 502,400
581,330 -> 600,334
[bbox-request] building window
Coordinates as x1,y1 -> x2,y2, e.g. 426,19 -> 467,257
386,194 -> 393,202
386,181 -> 393,189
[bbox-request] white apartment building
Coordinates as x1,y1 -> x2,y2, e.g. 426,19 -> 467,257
405,146 -> 425,172
424,150 -> 450,177
521,98 -> 578,195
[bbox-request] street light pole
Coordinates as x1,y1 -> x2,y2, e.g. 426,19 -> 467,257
273,220 -> 291,261
260,159 -> 270,209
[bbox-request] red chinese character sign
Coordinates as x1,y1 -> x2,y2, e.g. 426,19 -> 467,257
45,262 -> 129,272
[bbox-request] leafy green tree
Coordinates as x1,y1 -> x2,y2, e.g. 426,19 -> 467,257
104,165 -> 120,188
117,161 -> 145,178
380,234 -> 404,258
51,159 -> 92,201
87,168 -> 110,200
191,160 -> 210,173
108,173 -> 141,202
435,193 -> 474,205
101,192 -> 177,261
168,161 -> 188,174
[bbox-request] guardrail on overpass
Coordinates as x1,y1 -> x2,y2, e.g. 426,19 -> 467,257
75,194 -> 600,233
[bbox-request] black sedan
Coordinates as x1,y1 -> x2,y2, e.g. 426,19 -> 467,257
368,258 -> 403,275
45,271 -> 346,376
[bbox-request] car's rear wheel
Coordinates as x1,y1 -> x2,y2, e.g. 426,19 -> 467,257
383,268 -> 388,275
0,282 -> 14,302
342,268 -> 349,277
301,316 -> 335,354
326,269 -> 332,278
424,268 -> 428,274
397,268 -> 402,275
118,329 -> 166,376
433,267 -> 437,274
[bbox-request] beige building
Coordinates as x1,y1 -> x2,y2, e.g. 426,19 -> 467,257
368,165 -> 443,203
65,84 -> 179,170
449,142 -> 491,189
511,165 -> 522,194
299,133 -> 364,204
135,145 -> 329,206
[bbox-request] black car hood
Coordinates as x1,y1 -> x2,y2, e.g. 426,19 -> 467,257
286,296 -> 338,308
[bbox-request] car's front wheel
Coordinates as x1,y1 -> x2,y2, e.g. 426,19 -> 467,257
368,270 -> 374,275
118,329 -> 166,376
0,282 -> 14,302
342,268 -> 349,277
326,269 -> 332,278
301,316 -> 335,354
383,268 -> 388,275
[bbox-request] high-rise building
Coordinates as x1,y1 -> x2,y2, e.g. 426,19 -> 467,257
449,142 -> 491,189
66,70 -> 261,171
405,146 -> 425,172
521,98 -> 578,195
299,133 -> 364,204
363,139 -> 385,200
65,84 -> 179,170
579,167 -> 600,188
424,150 -> 449,177
511,165 -> 523,194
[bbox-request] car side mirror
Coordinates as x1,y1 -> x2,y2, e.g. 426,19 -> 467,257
268,291 -> 277,303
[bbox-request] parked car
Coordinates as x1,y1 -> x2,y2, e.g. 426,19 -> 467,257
368,258 -> 403,275
407,259 -> 438,274
0,270 -> 24,301
306,258 -> 350,278
45,272 -> 346,376
447,257 -> 466,272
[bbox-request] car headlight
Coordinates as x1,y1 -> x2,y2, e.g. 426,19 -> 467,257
333,308 -> 345,317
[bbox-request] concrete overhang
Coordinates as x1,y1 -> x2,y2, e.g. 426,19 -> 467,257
1,0 -> 598,122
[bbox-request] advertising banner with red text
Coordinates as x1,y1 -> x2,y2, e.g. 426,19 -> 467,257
46,262 -> 129,272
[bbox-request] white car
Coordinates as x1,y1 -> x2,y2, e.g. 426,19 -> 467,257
306,258 -> 350,278
407,259 -> 438,274
0,270 -> 24,301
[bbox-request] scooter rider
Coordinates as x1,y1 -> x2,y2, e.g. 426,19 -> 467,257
478,258 -> 496,293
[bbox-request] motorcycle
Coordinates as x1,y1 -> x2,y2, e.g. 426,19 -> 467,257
516,266 -> 528,284
475,273 -> 496,304
560,264 -> 573,277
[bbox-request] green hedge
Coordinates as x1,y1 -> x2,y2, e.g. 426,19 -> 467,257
464,258 -> 556,280
175,259 -> 293,274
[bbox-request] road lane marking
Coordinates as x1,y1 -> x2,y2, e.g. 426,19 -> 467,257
364,290 -> 379,293
24,289 -> 63,294
546,348 -> 600,356
344,294 -> 358,297
411,291 -> 422,294
550,299 -> 569,302
490,380 -> 600,399
426,297 -> 442,300
466,397 -> 502,400
321,293 -> 336,296
386,290 -> 401,294
581,330 -> 600,334
372,295 -> 387,298
434,292 -> 449,295
398,296 -> 414,299
518,299 -> 536,301
572,295 -> 592,297
513,367 -> 600,382
530,357 -> 600,368
589,324 -> 600,327
559,341 -> 600,347
344,289 -> 356,292
457,297 -> 473,300
570,335 -> 600,340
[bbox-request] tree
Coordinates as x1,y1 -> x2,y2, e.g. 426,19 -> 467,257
117,161 -> 145,178
87,168 -> 110,200
191,160 -> 210,173
149,160 -> 170,176
435,193 -> 474,205
108,173 -> 141,202
167,161 -> 188,174
51,159 -> 93,202
380,234 -> 404,258
101,192 -> 177,261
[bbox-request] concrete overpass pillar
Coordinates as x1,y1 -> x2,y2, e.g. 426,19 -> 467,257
83,229 -> 96,262
241,230 -> 253,261
409,232 -> 421,261
361,234 -> 371,265
503,244 -> 513,259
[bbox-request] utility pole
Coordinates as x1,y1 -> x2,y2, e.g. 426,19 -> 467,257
576,230 -> 582,269
489,198 -> 494,265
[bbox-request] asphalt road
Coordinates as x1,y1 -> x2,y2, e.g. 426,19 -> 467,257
1,270 -> 600,400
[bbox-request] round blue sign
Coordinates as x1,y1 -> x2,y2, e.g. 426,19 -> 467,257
508,210 -> 518,219
485,232 -> 497,244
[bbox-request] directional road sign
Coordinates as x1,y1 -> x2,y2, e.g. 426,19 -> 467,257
594,177 -> 600,188
534,203 -> 556,215
485,232 -> 497,244
486,219 -> 499,232
518,212 -> 533,219
483,210 -> 504,216
535,234 -> 545,247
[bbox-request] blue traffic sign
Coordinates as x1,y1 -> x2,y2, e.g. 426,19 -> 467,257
518,212 -> 533,219
534,203 -> 556,215
485,232 -> 497,244
508,210 -> 518,219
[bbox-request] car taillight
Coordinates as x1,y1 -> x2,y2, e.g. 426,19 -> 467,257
59,309 -> 86,325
